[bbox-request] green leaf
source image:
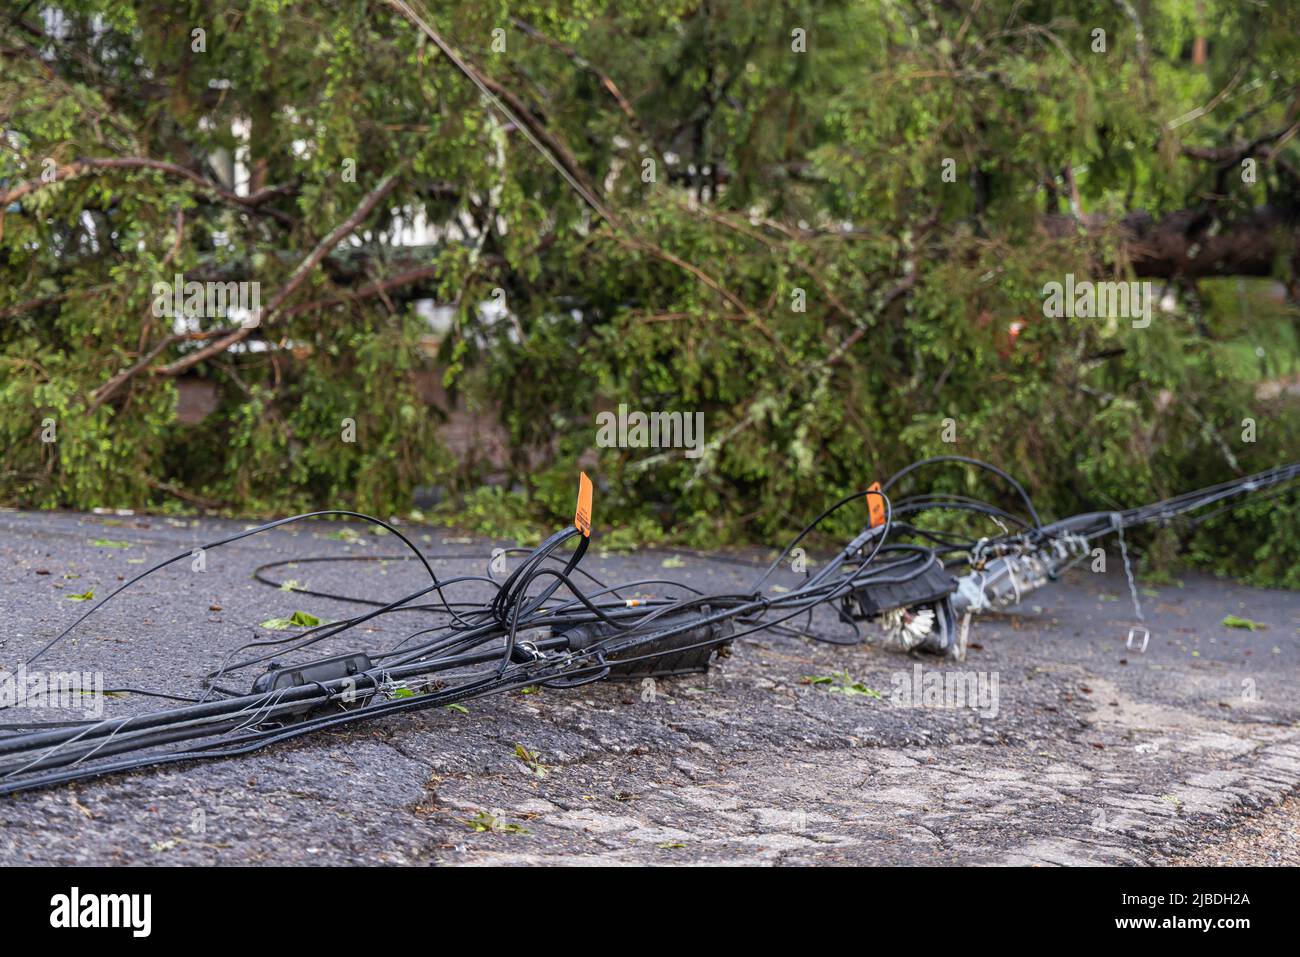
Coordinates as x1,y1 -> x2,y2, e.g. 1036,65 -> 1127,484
1222,614 -> 1266,631
66,590 -> 95,601
464,811 -> 528,834
804,670 -> 881,698
259,610 -> 326,630
514,742 -> 548,777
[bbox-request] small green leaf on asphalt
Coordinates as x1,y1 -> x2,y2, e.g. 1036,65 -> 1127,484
464,811 -> 528,834
280,579 -> 305,592
803,670 -> 881,698
259,610 -> 326,630
392,687 -> 415,698
514,743 -> 548,776
660,556 -> 686,568
90,538 -> 131,549
1222,614 -> 1265,631
66,590 -> 95,601
444,703 -> 469,714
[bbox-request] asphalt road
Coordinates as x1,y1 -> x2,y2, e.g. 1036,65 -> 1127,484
1,508 -> 1297,865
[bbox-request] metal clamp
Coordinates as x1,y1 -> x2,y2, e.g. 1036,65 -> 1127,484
1126,626 -> 1149,653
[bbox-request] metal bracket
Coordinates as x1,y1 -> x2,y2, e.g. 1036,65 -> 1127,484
1126,626 -> 1149,653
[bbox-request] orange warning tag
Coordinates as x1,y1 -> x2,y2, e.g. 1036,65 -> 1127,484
574,472 -> 593,537
867,481 -> 885,528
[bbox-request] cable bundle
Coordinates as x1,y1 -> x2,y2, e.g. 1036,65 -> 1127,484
1,457 -> 1295,795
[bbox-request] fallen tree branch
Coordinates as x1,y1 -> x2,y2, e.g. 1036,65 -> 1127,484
88,327 -> 237,411
0,156 -> 294,213
1040,204 -> 1300,279
509,16 -> 666,170
142,476 -> 227,510
152,171 -> 402,379
1180,121 -> 1300,165
613,233 -> 793,364
0,283 -> 112,320
84,172 -> 403,405
277,260 -> 478,319
823,273 -> 918,368
391,1 -> 795,360
388,0 -> 616,226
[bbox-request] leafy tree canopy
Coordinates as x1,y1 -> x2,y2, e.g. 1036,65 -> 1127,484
2,1 -> 1297,583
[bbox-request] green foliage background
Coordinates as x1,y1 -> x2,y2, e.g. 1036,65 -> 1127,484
2,1 -> 1298,585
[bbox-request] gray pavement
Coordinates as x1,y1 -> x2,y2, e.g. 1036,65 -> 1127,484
1,508 -> 1297,865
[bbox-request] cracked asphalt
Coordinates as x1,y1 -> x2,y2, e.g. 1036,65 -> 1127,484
1,508 -> 1298,866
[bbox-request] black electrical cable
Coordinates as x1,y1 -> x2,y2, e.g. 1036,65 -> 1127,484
2,458 -> 1294,796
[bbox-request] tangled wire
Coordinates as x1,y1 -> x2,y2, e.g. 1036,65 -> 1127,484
1,456 -> 1296,795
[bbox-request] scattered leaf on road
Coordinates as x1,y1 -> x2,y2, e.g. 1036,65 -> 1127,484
259,610 -> 326,630
1222,615 -> 1266,631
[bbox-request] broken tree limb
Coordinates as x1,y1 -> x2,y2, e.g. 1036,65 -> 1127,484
151,171 -> 402,379
82,172 -> 403,407
509,16 -> 667,171
1040,204 -> 1299,280
0,156 -> 294,213
88,328 -> 237,412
